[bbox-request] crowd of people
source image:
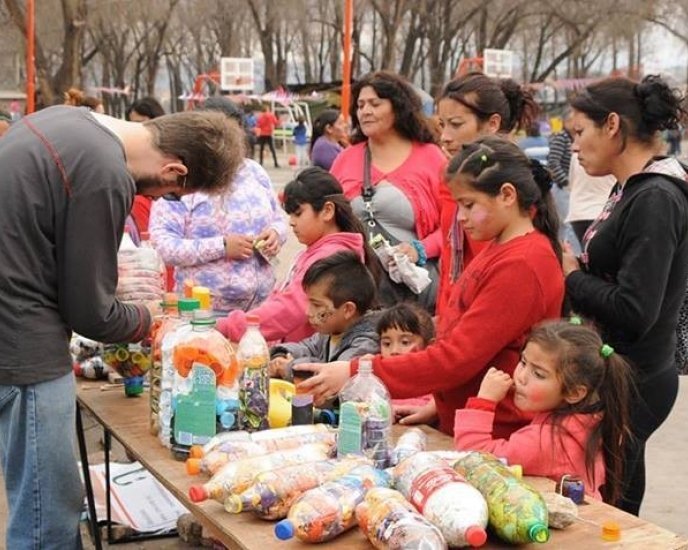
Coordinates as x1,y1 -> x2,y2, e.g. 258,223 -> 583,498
0,69 -> 687,548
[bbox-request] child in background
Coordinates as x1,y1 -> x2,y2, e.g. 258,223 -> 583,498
217,167 -> 378,344
454,320 -> 634,504
269,251 -> 379,380
292,117 -> 309,167
374,303 -> 437,417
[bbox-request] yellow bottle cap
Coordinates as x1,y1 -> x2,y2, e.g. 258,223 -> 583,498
508,464 -> 523,479
601,521 -> 621,541
191,286 -> 211,310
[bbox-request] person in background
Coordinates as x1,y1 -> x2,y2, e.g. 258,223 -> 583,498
149,96 -> 287,316
435,72 -> 538,318
257,105 -> 280,168
293,116 -> 309,167
331,70 -> 446,313
244,107 -> 258,159
126,96 -> 165,122
125,97 -> 167,248
310,109 -> 347,170
563,75 -> 688,515
0,106 -> 244,549
217,167 -> 378,344
455,320 -> 634,505
0,111 -> 11,137
269,251 -> 379,380
548,112 -> 579,250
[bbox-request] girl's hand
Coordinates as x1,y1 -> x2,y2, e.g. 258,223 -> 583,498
478,367 -> 513,403
254,228 -> 281,257
292,361 -> 351,405
225,234 -> 254,260
395,242 -> 419,264
562,241 -> 580,276
395,398 -> 438,426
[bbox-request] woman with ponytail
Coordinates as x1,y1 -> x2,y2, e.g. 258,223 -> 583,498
564,75 -> 688,514
454,319 -> 634,505
296,136 -> 564,438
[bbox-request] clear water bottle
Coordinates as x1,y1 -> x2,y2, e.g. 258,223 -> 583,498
158,298 -> 199,448
337,359 -> 392,468
237,315 -> 270,432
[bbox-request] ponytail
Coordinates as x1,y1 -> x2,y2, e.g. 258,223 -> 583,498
310,109 -> 340,153
530,159 -> 561,263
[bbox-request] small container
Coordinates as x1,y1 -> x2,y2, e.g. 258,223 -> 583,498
292,370 -> 314,425
601,521 -> 621,542
556,475 -> 585,505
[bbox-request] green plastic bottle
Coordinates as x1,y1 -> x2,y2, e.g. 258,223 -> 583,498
453,451 -> 549,544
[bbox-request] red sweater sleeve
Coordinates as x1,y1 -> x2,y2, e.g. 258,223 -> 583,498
357,259 -> 549,398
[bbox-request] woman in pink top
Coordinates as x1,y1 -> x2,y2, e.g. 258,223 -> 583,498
330,71 -> 445,313
454,320 -> 634,504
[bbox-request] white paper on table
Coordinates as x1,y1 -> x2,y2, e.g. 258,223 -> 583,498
84,461 -> 187,533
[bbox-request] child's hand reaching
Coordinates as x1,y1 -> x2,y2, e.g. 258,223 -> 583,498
477,367 -> 513,403
395,398 -> 437,426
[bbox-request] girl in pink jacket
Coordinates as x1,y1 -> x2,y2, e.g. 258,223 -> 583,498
217,167 -> 377,344
454,319 -> 634,504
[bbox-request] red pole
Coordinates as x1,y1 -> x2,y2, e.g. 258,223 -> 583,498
341,0 -> 353,121
26,0 -> 35,114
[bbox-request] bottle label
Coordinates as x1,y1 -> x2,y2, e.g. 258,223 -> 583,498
174,364 -> 217,446
409,465 -> 463,513
337,402 -> 364,457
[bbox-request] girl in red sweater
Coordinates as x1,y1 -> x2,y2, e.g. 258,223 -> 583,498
296,136 -> 565,438
454,320 -> 633,504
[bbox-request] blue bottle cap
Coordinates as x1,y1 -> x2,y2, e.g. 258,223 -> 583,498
220,411 -> 236,429
274,519 -> 294,540
318,409 -> 337,425
216,400 -> 230,415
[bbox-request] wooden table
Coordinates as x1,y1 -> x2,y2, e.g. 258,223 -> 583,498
76,383 -> 688,549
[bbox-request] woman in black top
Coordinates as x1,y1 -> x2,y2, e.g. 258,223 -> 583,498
563,75 -> 688,514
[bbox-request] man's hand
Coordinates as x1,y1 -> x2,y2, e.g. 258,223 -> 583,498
477,367 -> 513,403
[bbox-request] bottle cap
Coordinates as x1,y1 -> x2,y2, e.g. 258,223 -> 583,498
185,458 -> 202,476
192,286 -> 211,310
178,298 -> 201,312
358,358 -> 373,374
188,445 -> 204,459
274,519 -> 295,540
223,495 -> 242,514
162,292 -> 179,308
508,464 -> 523,479
192,309 -> 215,324
529,523 -> 550,543
188,485 -> 208,502
246,314 -> 260,325
465,525 -> 487,547
601,521 -> 621,541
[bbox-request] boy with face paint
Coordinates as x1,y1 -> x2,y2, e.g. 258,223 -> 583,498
269,251 -> 379,387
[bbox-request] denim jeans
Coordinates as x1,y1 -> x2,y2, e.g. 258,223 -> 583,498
0,371 -> 84,549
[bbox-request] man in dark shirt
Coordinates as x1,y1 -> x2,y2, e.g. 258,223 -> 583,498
0,106 -> 244,549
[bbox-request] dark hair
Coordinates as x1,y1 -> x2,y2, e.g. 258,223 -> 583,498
282,167 -> 379,281
377,303 -> 435,345
144,111 -> 245,192
439,72 -> 538,133
310,109 -> 340,152
446,136 -> 561,262
302,251 -> 376,313
527,320 -> 635,505
350,71 -> 435,145
126,96 -> 165,120
571,75 -> 687,148
199,96 -> 244,125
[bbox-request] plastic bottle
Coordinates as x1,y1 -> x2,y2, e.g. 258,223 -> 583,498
224,457 -> 369,519
393,452 -> 488,548
337,359 -> 392,468
158,298 -> 200,448
149,292 -> 179,436
171,309 -> 239,459
274,464 -> 391,542
186,425 -> 337,476
356,487 -> 447,550
237,315 -> 270,432
453,451 -> 549,544
188,443 -> 331,503
390,427 -> 428,466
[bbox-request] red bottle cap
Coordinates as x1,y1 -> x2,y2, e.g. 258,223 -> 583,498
465,525 -> 488,547
188,485 -> 208,502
